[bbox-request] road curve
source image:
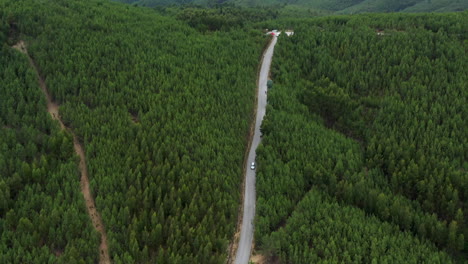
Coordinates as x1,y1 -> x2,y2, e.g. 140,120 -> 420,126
234,35 -> 278,264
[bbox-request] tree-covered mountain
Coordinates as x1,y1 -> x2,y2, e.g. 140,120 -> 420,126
256,12 -> 467,263
337,0 -> 468,13
114,0 -> 467,13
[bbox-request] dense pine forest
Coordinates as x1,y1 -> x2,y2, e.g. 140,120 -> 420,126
256,12 -> 467,263
2,0 -> 467,263
1,0 -> 266,262
0,23 -> 100,263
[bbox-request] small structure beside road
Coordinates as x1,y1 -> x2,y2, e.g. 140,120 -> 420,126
266,29 -> 280,36
266,29 -> 294,37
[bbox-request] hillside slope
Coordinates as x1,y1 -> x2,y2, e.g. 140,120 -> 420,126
0,21 -> 100,264
338,0 -> 468,13
256,12 -> 467,263
1,0 -> 265,262
114,0 -> 467,13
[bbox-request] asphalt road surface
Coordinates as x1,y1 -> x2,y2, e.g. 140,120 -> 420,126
234,35 -> 278,264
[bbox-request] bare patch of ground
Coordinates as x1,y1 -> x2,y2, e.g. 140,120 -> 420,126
227,230 -> 241,264
13,41 -> 110,264
130,113 -> 139,124
54,249 -> 64,257
251,252 -> 280,264
12,40 -> 27,53
250,254 -> 266,264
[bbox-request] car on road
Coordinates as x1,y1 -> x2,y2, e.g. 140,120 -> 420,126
250,162 -> 256,170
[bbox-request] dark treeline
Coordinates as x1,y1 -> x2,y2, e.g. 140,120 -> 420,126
256,12 -> 467,262
0,20 -> 99,263
2,0 -> 266,262
265,189 -> 454,263
113,0 -> 467,14
172,5 -> 280,32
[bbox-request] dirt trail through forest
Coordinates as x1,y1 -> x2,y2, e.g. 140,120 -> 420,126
13,41 -> 110,264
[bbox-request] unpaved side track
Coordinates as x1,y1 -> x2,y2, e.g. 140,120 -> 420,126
13,41 -> 110,264
234,35 -> 278,264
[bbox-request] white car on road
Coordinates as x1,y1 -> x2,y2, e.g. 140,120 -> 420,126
250,162 -> 256,170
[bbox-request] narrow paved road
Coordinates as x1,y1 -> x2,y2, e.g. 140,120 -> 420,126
234,35 -> 278,264
13,41 -> 111,264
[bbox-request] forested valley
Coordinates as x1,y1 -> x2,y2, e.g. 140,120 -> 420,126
256,12 -> 467,263
1,0 -> 266,262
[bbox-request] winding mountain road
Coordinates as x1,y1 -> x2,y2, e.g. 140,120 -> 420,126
234,35 -> 278,264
